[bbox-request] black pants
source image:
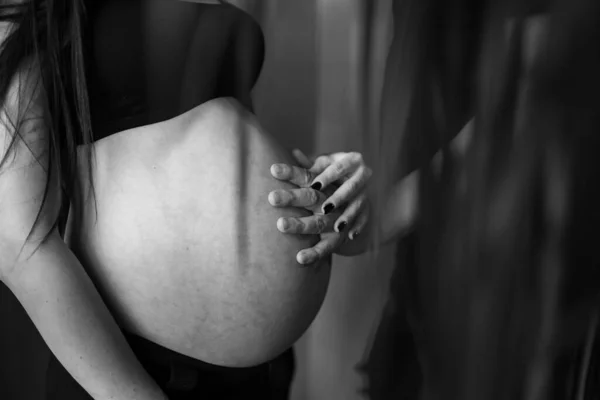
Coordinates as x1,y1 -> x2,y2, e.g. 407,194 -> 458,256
45,333 -> 295,400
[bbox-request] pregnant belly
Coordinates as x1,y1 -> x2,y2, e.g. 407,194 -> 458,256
67,98 -> 331,367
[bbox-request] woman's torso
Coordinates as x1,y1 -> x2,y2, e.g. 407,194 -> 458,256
66,0 -> 331,367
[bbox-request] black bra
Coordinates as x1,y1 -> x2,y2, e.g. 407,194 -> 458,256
83,0 -> 264,142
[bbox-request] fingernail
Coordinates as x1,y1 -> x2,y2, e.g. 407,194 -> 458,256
278,218 -> 290,231
272,164 -> 283,175
350,231 -> 360,240
323,203 -> 335,214
297,252 -> 311,265
337,221 -> 347,232
268,192 -> 281,205
311,181 -> 322,191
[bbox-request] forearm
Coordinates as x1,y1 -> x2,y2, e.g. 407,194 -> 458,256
4,233 -> 167,400
337,118 -> 474,255
336,169 -> 419,256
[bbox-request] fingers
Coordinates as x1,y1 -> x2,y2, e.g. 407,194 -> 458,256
319,165 -> 372,214
292,149 -> 313,169
310,152 -> 366,191
276,213 -> 337,235
296,232 -> 340,265
268,188 -> 327,211
270,163 -> 317,188
306,154 -> 334,176
347,205 -> 369,240
332,192 -> 368,233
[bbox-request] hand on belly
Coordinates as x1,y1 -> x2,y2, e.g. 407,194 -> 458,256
69,98 -> 331,366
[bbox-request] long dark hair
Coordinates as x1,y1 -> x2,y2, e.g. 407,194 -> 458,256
0,0 -> 92,247
370,0 -> 600,398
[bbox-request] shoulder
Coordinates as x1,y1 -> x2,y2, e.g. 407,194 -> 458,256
180,97 -> 257,138
171,97 -> 269,161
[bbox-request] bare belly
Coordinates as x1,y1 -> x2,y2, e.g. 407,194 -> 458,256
66,98 -> 331,367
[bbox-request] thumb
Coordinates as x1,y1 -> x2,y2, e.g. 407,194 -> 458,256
292,148 -> 314,169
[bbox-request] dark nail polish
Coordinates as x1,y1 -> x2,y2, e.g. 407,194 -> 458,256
311,181 -> 322,191
337,222 -> 347,232
351,231 -> 360,240
323,203 -> 335,214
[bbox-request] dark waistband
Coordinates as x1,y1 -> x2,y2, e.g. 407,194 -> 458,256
123,331 -> 272,374
122,332 -> 290,392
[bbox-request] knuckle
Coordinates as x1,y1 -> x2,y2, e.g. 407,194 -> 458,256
334,162 -> 345,174
308,189 -> 319,205
303,169 -> 313,186
311,245 -> 322,258
296,220 -> 306,233
316,217 -> 326,233
283,218 -> 296,232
